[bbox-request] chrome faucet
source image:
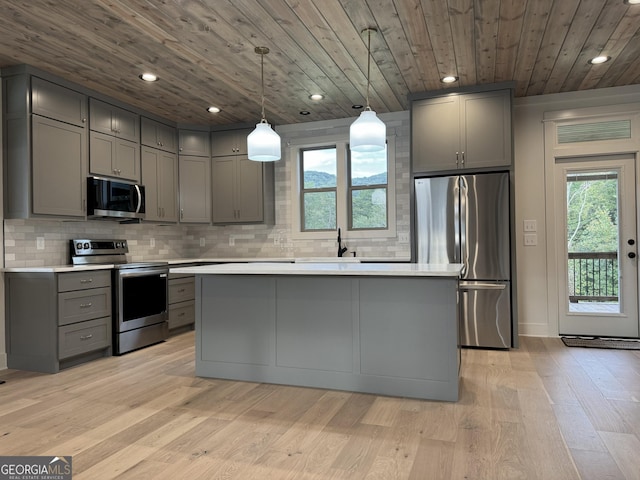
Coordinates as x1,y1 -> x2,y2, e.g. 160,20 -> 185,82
337,228 -> 348,257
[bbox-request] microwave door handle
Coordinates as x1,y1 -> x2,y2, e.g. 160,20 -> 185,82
134,184 -> 142,213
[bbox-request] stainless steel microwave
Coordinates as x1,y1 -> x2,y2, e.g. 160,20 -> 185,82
87,177 -> 145,220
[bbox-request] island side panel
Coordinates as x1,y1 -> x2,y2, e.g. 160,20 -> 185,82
359,277 -> 459,400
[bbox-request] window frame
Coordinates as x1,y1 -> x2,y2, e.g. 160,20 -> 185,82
347,146 -> 389,231
289,133 -> 396,241
300,145 -> 338,232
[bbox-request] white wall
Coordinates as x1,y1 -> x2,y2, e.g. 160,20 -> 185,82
513,83 -> 640,337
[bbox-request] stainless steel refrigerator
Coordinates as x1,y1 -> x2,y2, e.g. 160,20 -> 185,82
415,172 -> 512,348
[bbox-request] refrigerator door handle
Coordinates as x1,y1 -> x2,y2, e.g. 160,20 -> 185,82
459,283 -> 507,291
459,176 -> 468,273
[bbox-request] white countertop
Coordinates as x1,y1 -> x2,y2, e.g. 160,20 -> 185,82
2,264 -> 115,273
171,262 -> 463,277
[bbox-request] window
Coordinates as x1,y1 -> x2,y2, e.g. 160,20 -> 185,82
291,134 -> 396,240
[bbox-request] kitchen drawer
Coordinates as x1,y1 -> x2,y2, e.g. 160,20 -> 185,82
58,270 -> 111,292
168,300 -> 195,329
168,276 -> 195,304
58,286 -> 111,326
58,316 -> 111,359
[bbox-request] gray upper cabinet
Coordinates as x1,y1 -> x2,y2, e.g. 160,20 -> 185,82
31,76 -> 87,127
212,154 -> 274,224
179,155 -> 211,224
89,98 -> 139,142
141,117 -> 177,153
3,73 -> 88,219
412,89 -> 512,173
142,146 -> 178,223
89,99 -> 140,181
211,129 -> 249,157
179,129 -> 210,156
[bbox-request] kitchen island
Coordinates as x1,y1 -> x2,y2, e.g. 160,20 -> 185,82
171,262 -> 463,401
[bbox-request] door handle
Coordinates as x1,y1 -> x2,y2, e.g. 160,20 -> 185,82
459,283 -> 507,290
628,252 -> 636,259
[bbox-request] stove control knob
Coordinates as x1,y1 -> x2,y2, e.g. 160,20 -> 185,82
83,242 -> 90,249
76,242 -> 83,250
121,241 -> 127,248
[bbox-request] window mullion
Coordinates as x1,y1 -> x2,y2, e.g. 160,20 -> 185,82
336,141 -> 348,229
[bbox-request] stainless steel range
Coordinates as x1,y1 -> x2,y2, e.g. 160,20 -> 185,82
71,239 -> 168,355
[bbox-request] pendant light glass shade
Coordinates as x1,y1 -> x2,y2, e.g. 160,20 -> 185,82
247,120 -> 280,161
248,46 -> 281,162
350,27 -> 385,153
350,109 -> 386,152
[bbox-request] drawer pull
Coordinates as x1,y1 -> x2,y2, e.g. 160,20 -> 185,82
178,312 -> 185,317
80,278 -> 93,284
80,302 -> 93,308
80,334 -> 93,340
178,288 -> 186,293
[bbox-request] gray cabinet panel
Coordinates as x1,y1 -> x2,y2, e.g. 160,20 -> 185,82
89,98 -> 138,142
211,129 -> 249,156
237,157 -> 263,222
58,316 -> 111,359
89,131 -> 140,181
168,276 -> 195,303
179,129 -> 210,156
32,115 -> 87,217
58,286 -> 111,326
276,277 -> 353,372
200,275 -> 273,365
31,77 -> 87,127
142,146 -> 178,222
211,156 -> 236,223
359,278 -> 457,381
169,301 -> 195,329
168,274 -> 195,331
179,155 -> 211,223
58,270 -> 111,292
141,117 -> 177,153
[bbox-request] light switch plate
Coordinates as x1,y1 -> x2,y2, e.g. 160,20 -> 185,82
524,220 -> 537,232
36,237 -> 45,250
200,237 -> 206,247
524,233 -> 537,246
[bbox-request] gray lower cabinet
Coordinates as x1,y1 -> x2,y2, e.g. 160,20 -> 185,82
142,146 -> 178,222
5,270 -> 112,373
168,273 -> 195,331
3,72 -> 88,219
412,89 -> 512,173
212,155 -> 274,224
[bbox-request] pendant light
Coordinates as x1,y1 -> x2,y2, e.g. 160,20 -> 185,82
247,46 -> 281,162
350,27 -> 386,153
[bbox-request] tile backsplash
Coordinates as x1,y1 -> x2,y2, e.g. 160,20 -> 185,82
3,112 -> 411,267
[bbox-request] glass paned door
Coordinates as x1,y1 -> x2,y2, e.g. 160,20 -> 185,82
556,156 -> 639,337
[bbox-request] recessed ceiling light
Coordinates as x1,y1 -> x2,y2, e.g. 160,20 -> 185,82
352,104 -> 363,110
588,55 -> 611,65
207,106 -> 221,113
139,72 -> 158,82
624,0 -> 640,5
300,111 -> 311,115
441,76 -> 458,83
309,94 -> 324,101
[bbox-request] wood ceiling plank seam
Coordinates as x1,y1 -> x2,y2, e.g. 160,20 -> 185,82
580,6 -> 640,90
560,0 -> 630,93
493,1 -> 527,84
511,0 -> 555,97
541,0 -> 608,95
448,0 -> 478,86
228,0 -> 366,120
473,0 -> 500,86
365,0 -> 419,106
419,0 -> 458,86
294,0 -> 402,112
94,0 -> 289,123
524,0 -> 582,97
391,0 -> 442,92
598,26 -> 640,88
327,0 -> 394,111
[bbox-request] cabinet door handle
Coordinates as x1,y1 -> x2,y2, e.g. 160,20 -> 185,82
178,312 -> 185,317
180,209 -> 184,219
455,151 -> 459,167
80,302 -> 93,308
178,288 -> 185,293
80,334 -> 93,340
461,151 -> 465,166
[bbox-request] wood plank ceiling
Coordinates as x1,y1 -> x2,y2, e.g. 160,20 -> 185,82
0,0 -> 639,127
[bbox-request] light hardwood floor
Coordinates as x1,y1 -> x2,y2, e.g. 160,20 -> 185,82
1,332 -> 639,479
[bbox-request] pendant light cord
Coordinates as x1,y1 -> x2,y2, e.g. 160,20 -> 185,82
260,50 -> 266,122
365,28 -> 372,111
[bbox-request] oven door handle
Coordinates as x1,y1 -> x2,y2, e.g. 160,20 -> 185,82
134,184 -> 143,213
119,269 -> 167,279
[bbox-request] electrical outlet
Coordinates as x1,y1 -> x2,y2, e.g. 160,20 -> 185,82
150,238 -> 155,248
524,233 -> 537,246
229,236 -> 235,246
523,220 -> 537,232
200,237 -> 206,247
36,237 -> 45,250
398,232 -> 410,244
